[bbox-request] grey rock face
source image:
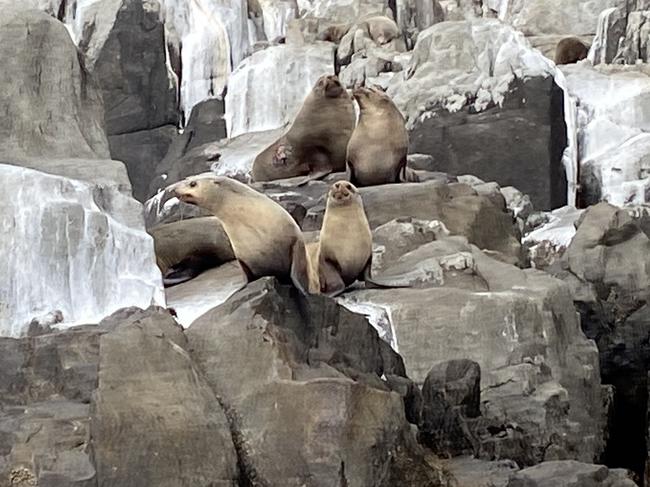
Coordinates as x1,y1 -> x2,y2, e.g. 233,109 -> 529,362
0,8 -> 109,160
506,460 -> 636,487
409,76 -> 567,211
553,202 -> 650,478
186,278 -> 443,486
345,234 -> 608,464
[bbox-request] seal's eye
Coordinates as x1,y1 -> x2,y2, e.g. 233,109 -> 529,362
189,181 -> 197,188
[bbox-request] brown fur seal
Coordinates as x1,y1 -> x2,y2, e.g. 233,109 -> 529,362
252,74 -> 356,182
362,16 -> 400,46
149,216 -> 235,287
555,37 -> 589,65
346,86 -> 418,186
311,181 -> 373,296
317,23 -> 351,43
172,175 -> 313,294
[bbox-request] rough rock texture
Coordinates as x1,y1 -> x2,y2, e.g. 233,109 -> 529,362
553,202 -> 650,478
390,19 -> 567,210
0,164 -> 164,337
345,225 -> 608,464
92,307 -> 239,486
185,278 -> 445,486
0,8 -> 109,160
71,0 -> 180,202
225,43 -> 335,137
561,63 -> 650,207
506,461 -> 636,487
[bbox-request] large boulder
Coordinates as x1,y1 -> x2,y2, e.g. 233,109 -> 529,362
553,202 -> 650,478
0,8 -> 109,160
92,307 -> 239,486
388,19 -> 567,210
0,163 -> 163,337
71,0 -> 180,202
506,461 -> 636,487
561,63 -> 650,208
186,278 -> 444,486
344,224 -> 608,464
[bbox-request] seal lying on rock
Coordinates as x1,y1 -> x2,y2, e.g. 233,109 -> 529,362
252,74 -> 356,182
347,86 -> 418,186
149,217 -> 234,287
172,175 -> 313,294
555,37 -> 589,65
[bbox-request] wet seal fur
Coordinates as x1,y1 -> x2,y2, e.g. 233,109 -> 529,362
252,74 -> 356,183
346,86 -> 418,186
555,37 -> 589,65
173,175 -> 313,294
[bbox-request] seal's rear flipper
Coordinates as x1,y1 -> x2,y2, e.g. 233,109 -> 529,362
361,256 -> 412,289
290,239 -> 313,296
162,254 -> 220,288
295,169 -> 333,187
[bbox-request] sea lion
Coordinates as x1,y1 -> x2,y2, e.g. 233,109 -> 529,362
312,181 -> 373,296
362,16 -> 400,46
346,86 -> 418,186
317,23 -> 351,43
555,37 -> 589,65
252,74 -> 356,182
172,175 -> 313,294
149,216 -> 234,287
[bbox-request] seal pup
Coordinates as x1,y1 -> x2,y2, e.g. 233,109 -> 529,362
252,74 -> 356,182
172,175 -> 313,294
346,85 -> 418,186
555,37 -> 589,65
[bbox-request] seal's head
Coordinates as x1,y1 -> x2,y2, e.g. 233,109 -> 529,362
172,175 -> 240,211
327,180 -> 361,207
352,85 -> 391,110
314,74 -> 345,98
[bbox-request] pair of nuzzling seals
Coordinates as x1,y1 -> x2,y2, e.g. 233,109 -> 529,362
172,175 -> 381,297
252,75 -> 416,187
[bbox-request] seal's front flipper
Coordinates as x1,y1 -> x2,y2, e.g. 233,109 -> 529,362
319,258 -> 346,297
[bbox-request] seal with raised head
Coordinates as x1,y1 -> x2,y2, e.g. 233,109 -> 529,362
252,74 -> 356,182
311,181 -> 373,296
346,86 -> 418,186
555,37 -> 589,65
172,175 -> 313,294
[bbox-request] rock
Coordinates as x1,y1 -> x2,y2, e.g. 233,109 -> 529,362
297,0 -> 391,22
395,0 -> 445,36
523,206 -> 583,269
304,181 -> 524,266
0,164 -> 164,337
165,262 -> 246,327
553,202 -> 650,478
0,8 -> 109,160
506,460 -> 636,487
252,0 -> 298,41
109,126 -> 178,202
0,326 -> 102,485
225,43 -> 335,138
344,240 -> 608,463
186,278 -> 441,486
561,63 -> 650,208
92,307 -> 239,486
77,0 -> 178,136
590,7 -> 627,65
442,457 -> 519,487
394,20 -> 567,210
420,360 -> 481,455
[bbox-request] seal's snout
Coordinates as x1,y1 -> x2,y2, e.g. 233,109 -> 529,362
171,180 -> 198,205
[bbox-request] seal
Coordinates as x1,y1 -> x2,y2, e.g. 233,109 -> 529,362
252,74 -> 356,182
362,16 -> 400,46
312,181 -> 373,296
317,23 -> 351,43
346,86 -> 418,186
555,37 -> 589,65
172,175 -> 313,294
150,216 -> 235,287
